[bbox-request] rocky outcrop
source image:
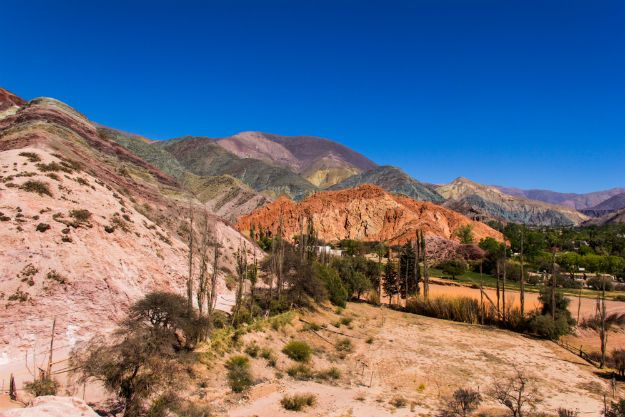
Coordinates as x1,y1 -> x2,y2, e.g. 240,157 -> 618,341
0,396 -> 98,417
236,184 -> 503,246
437,177 -> 588,226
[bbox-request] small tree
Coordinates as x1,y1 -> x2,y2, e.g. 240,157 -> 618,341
455,225 -> 475,244
441,259 -> 468,280
612,349 -> 625,378
604,400 -> 625,417
383,259 -> 399,305
71,292 -> 202,417
489,368 -> 541,417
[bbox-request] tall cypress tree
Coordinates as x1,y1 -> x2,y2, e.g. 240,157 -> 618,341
383,259 -> 399,305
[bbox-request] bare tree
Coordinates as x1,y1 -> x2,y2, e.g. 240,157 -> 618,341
490,368 -> 541,417
598,282 -> 608,368
519,228 -> 525,319
232,243 -> 248,325
196,207 -> 212,317
186,198 -> 194,314
207,243 -> 220,322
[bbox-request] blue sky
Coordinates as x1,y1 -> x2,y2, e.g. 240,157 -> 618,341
3,0 -> 624,193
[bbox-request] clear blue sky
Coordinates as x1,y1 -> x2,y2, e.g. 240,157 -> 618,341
3,1 -> 624,193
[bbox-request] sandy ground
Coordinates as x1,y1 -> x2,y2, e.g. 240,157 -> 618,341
2,302 -> 619,416
220,303 -> 618,417
405,279 -> 625,319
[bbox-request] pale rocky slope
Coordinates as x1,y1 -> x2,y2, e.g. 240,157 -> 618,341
237,184 -> 503,247
0,90 -> 261,387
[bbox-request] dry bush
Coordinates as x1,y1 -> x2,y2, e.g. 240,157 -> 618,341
281,393 -> 316,411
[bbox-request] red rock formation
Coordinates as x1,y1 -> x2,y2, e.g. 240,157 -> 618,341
236,184 -> 503,245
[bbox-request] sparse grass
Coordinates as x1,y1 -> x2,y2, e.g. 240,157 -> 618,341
8,289 -> 29,302
244,341 -> 260,358
335,338 -> 353,353
36,161 -> 72,173
304,321 -> 321,331
19,152 -> 41,163
340,316 -> 353,326
75,177 -> 89,186
282,340 -> 312,362
390,396 -> 407,408
20,180 -> 52,197
287,363 -> 315,380
225,355 -> 253,393
316,367 -> 341,381
281,393 -> 316,411
261,348 -> 277,367
70,209 -> 91,223
46,270 -> 67,284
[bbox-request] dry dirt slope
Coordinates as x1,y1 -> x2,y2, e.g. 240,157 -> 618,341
0,91 -> 261,386
196,303 -> 614,417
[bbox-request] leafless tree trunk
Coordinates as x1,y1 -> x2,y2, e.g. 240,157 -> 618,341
496,260 -> 501,315
232,243 -> 248,325
520,229 -> 525,319
187,199 -> 194,314
551,250 -> 557,320
598,282 -> 608,368
196,208 -> 211,317
207,244 -> 220,322
502,245 -> 507,322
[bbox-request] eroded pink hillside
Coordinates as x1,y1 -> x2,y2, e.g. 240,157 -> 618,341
0,95 -> 261,379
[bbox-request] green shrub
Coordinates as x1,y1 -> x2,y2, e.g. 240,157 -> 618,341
20,180 -> 52,197
280,393 -> 316,411
282,340 -> 312,362
225,355 -> 253,392
614,295 -> 625,302
24,378 -> 58,396
261,348 -> 277,367
340,316 -> 353,326
314,263 -> 348,307
287,364 -> 315,380
528,314 -> 570,340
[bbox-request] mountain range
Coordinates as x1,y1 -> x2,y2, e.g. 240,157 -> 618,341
2,85 -> 624,376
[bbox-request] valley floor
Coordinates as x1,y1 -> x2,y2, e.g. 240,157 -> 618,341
211,303 -> 618,417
